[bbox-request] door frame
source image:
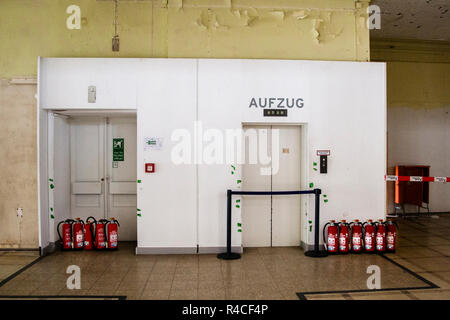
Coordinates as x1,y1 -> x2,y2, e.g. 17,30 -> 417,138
40,109 -> 137,253
240,122 -> 309,248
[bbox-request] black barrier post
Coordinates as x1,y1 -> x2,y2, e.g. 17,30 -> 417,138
217,188 -> 327,260
304,188 -> 328,257
217,190 -> 241,260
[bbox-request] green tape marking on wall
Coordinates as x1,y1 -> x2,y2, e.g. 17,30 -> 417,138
236,205 -> 240,208
50,184 -> 55,189
323,194 -> 327,198
137,179 -> 142,183
231,165 -> 236,170
309,226 -> 312,232
313,168 -> 318,171
49,178 -> 54,182
231,171 -> 234,175
313,162 -> 317,166
237,180 -> 242,184
324,199 -> 328,203
308,220 -> 312,224
309,182 -> 314,188
237,223 -> 242,227
137,208 -> 141,212
50,207 -> 53,212
50,214 -> 54,219
236,199 -> 240,203
137,213 -> 142,217
237,229 -> 242,232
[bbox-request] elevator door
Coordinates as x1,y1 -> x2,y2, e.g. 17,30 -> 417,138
70,117 -> 137,240
242,125 -> 301,247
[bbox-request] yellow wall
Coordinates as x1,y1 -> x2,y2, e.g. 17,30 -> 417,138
0,0 -> 370,248
1,0 -> 370,78
387,62 -> 450,109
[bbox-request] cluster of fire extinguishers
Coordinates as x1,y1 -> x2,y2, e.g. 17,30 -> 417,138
57,217 -> 120,251
323,219 -> 398,254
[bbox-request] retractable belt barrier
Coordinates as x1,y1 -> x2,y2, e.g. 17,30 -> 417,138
217,188 -> 328,260
385,175 -> 449,182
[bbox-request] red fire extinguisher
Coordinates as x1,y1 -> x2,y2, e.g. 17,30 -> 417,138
57,219 -> 75,250
338,220 -> 350,254
350,219 -> 363,253
375,219 -> 387,253
363,220 -> 376,253
72,218 -> 85,250
105,218 -> 120,250
323,220 -> 339,253
84,216 -> 96,250
93,219 -> 109,250
386,220 -> 398,253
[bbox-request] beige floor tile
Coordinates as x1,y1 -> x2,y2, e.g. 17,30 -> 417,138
141,288 -> 171,300
429,246 -> 450,256
306,294 -> 347,300
198,280 -> 224,290
392,246 -> 443,259
198,289 -> 226,300
350,292 -> 413,300
171,280 -> 197,291
144,280 -> 172,290
408,289 -> 450,300
169,289 -> 198,300
409,257 -> 450,272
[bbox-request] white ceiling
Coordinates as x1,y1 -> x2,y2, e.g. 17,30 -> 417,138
370,0 -> 450,41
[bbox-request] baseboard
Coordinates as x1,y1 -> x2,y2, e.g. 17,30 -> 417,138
198,246 -> 243,254
40,242 -> 56,256
301,241 -> 325,252
136,247 -> 198,255
135,246 -> 243,255
0,248 -> 39,251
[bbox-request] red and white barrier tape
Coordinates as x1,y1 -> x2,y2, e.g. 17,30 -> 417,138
385,175 -> 449,182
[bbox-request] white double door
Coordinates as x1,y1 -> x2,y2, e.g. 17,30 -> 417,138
70,117 -> 137,241
242,125 -> 302,247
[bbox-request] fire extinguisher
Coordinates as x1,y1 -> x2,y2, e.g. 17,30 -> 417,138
363,220 -> 376,253
323,220 -> 339,253
105,218 -> 120,250
386,220 -> 398,253
84,216 -> 96,250
338,220 -> 351,254
72,218 -> 85,250
375,219 -> 387,253
93,219 -> 109,250
57,219 -> 75,250
350,219 -> 364,253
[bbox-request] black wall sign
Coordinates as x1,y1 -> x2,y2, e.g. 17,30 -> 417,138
263,109 -> 288,117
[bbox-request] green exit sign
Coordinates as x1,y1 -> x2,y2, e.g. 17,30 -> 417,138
113,138 -> 124,161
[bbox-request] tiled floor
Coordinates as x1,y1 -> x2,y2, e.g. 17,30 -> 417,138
0,251 -> 39,283
0,214 -> 449,300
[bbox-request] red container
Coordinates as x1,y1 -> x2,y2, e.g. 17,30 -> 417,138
105,218 -> 120,250
363,220 -> 376,253
386,220 -> 398,253
350,219 -> 363,253
338,220 -> 350,254
323,220 -> 339,253
84,216 -> 96,250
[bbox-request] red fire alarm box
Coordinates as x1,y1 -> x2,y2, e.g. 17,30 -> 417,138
145,163 -> 155,173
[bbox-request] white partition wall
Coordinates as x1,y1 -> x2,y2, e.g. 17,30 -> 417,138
38,58 -> 386,254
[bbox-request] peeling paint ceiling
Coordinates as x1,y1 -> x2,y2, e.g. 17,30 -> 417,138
370,0 -> 450,41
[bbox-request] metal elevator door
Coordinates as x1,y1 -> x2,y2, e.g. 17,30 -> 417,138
242,125 -> 301,247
